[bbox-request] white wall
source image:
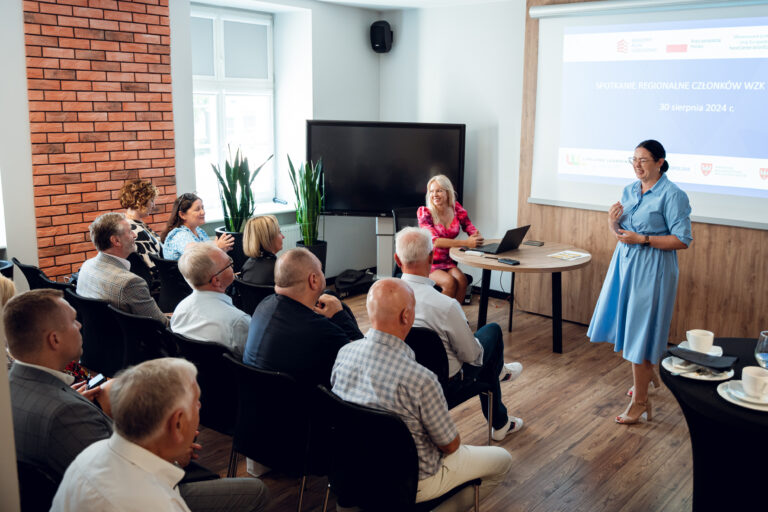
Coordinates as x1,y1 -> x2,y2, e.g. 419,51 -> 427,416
379,1 -> 527,289
0,0 -> 43,289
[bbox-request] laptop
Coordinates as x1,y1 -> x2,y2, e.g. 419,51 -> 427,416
475,225 -> 531,255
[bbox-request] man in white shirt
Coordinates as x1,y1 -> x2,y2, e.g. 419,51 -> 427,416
51,357 -> 270,512
172,242 -> 250,357
76,212 -> 168,325
395,227 -> 524,441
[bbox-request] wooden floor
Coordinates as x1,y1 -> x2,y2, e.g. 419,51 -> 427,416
196,294 -> 693,512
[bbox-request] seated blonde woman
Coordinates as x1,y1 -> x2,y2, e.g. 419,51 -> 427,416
240,215 -> 285,286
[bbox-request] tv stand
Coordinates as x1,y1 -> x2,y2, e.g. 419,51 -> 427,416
375,217 -> 394,279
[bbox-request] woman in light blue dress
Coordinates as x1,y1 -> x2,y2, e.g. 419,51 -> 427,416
588,140 -> 692,424
161,193 -> 234,260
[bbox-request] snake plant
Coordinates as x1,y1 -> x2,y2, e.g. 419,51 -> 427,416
211,147 -> 273,232
288,155 -> 324,245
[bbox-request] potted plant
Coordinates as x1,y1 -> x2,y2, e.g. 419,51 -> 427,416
212,146 -> 273,271
288,155 -> 326,271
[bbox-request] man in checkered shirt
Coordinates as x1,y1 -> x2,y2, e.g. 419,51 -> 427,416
331,278 -> 512,511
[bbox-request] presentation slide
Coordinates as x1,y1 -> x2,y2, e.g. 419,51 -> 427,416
559,17 -> 768,198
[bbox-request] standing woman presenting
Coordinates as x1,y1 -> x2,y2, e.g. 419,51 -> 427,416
417,174 -> 483,303
588,140 -> 692,424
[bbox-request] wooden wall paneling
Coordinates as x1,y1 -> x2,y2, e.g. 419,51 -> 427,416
517,0 -> 767,341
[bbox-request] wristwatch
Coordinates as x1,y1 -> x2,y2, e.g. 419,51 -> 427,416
642,235 -> 650,247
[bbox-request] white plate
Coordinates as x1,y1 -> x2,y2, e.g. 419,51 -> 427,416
661,357 -> 734,381
725,380 -> 768,405
717,381 -> 768,412
678,340 -> 723,357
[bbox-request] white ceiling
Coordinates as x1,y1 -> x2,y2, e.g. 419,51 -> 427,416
317,0 -> 498,10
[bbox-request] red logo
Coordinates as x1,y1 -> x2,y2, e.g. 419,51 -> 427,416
617,40 -> 628,53
760,168 -> 768,180
701,163 -> 712,176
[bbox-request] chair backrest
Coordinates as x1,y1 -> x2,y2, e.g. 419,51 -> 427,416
0,259 -> 13,279
316,386 -> 419,510
232,277 -> 273,316
64,289 -> 126,377
17,460 -> 59,512
149,253 -> 192,312
223,353 -> 317,475
404,327 -> 450,388
126,252 -> 154,289
12,257 -> 74,292
391,207 -> 421,276
108,304 -> 177,365
174,333 -> 237,436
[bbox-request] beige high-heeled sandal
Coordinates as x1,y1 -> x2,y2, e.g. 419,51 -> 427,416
615,398 -> 653,424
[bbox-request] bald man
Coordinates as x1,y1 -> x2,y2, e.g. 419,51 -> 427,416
243,248 -> 362,387
332,279 -> 513,511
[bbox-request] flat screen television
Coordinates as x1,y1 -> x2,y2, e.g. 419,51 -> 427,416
307,120 -> 465,216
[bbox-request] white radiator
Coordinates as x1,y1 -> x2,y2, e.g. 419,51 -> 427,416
279,223 -> 302,255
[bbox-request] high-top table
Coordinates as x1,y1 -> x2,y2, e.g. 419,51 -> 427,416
661,338 -> 767,511
450,241 -> 591,353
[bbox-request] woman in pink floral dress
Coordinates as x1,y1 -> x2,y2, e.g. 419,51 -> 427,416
417,175 -> 483,302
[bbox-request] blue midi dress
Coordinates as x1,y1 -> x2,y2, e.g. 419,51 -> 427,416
587,174 -> 692,365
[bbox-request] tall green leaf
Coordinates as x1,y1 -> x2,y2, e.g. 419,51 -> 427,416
212,147 -> 273,232
288,155 -> 324,245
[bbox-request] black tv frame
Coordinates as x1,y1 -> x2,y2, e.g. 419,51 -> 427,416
306,120 -> 466,217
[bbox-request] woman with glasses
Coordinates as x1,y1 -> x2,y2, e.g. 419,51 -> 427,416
588,140 -> 692,424
119,179 -> 162,289
240,215 -> 285,285
161,193 -> 234,260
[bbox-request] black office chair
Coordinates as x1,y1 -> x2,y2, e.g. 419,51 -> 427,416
392,207 -> 421,277
65,289 -> 126,377
224,353 -> 326,511
232,277 -> 273,315
126,252 -> 156,291
149,253 -> 192,312
174,333 -> 239,475
316,386 -> 481,512
12,257 -> 75,292
108,305 -> 177,365
17,460 -> 59,512
405,327 -> 493,445
0,259 -> 13,279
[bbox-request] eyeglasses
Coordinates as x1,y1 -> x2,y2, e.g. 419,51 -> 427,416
209,258 -> 234,283
628,157 -> 651,165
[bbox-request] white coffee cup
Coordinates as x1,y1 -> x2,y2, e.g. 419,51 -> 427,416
686,329 -> 714,353
742,366 -> 768,399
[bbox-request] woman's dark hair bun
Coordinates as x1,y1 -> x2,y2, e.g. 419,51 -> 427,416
636,139 -> 668,174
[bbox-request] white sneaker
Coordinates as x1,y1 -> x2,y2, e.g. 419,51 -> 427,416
491,416 -> 524,441
499,362 -> 523,382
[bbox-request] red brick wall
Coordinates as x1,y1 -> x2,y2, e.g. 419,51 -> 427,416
23,0 -> 176,280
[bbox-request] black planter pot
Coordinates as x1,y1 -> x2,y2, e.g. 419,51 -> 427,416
215,227 -> 247,273
297,240 -> 327,274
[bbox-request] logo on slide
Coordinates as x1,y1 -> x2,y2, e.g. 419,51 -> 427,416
700,163 -> 712,176
617,40 -> 628,53
760,168 -> 768,180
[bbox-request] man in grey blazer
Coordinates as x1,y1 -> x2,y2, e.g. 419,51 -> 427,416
76,212 -> 168,325
7,289 -> 270,512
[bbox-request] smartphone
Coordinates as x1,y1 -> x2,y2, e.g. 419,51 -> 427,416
87,373 -> 106,390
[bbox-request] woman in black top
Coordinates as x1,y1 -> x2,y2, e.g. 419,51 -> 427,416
119,179 -> 162,290
241,215 -> 284,285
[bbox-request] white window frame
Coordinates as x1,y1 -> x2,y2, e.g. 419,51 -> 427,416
191,4 -> 275,220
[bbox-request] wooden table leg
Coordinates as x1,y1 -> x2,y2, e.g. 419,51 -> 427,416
552,272 -> 562,353
508,272 -> 515,332
477,269 -> 491,329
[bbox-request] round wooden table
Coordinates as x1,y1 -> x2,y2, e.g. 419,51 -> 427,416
450,241 -> 591,353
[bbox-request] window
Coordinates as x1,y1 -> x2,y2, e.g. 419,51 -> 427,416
191,6 -> 274,221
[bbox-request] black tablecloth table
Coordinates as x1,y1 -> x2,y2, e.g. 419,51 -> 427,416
661,337 -> 767,511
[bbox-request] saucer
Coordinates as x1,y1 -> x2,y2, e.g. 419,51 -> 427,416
717,381 -> 768,412
662,357 -> 734,381
678,340 -> 723,357
726,380 -> 768,405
